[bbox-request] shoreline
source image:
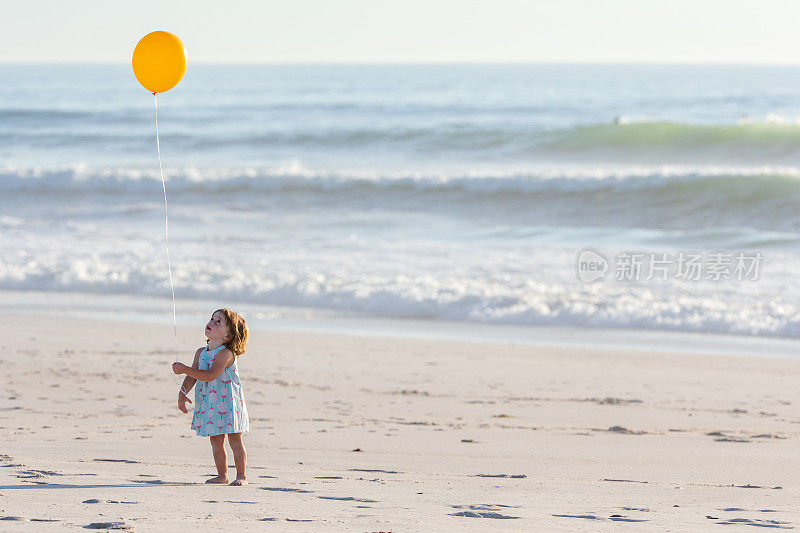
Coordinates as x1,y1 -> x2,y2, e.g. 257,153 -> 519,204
2,289 -> 799,359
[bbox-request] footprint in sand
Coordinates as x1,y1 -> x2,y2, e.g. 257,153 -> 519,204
450,504 -> 520,519
82,499 -> 139,504
606,426 -> 648,435
450,511 -> 520,519
261,487 -> 314,494
553,513 -> 647,522
602,478 -> 648,484
751,433 -> 786,439
85,522 -> 134,530
608,515 -> 649,522
16,469 -> 64,478
713,517 -> 792,528
318,496 -> 379,503
706,431 -> 751,442
347,468 -> 399,474
721,507 -> 778,512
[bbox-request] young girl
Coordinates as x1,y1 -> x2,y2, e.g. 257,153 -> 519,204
172,308 -> 250,486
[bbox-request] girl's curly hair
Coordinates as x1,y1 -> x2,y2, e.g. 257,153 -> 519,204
212,308 -> 248,357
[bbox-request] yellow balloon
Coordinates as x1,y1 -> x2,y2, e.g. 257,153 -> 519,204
132,31 -> 187,94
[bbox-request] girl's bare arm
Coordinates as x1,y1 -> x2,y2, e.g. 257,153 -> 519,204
179,348 -> 203,394
180,348 -> 234,383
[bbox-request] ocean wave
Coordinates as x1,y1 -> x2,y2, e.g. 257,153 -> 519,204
7,118 -> 800,161
2,162 -> 800,200
3,163 -> 798,232
544,120 -> 800,153
1,258 -> 798,338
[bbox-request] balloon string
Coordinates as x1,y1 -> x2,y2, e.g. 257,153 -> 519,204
154,92 -> 179,363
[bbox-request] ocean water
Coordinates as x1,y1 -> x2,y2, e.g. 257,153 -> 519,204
1,63 -> 799,337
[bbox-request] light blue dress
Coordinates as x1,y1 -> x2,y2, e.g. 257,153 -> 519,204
190,344 -> 250,437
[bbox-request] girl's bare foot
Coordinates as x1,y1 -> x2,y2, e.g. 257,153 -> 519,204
205,475 -> 230,484
229,477 -> 247,486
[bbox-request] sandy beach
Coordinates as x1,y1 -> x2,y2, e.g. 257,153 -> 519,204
1,313 -> 798,531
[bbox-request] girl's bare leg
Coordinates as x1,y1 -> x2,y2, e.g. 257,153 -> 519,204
206,434 -> 229,483
227,432 -> 247,486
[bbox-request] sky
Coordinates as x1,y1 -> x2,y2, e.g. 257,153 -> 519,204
2,0 -> 800,64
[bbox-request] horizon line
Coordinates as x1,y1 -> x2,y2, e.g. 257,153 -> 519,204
4,59 -> 800,67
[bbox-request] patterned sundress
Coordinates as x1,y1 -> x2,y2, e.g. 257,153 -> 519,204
191,344 -> 250,437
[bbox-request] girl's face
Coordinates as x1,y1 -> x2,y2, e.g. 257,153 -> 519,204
205,312 -> 231,343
